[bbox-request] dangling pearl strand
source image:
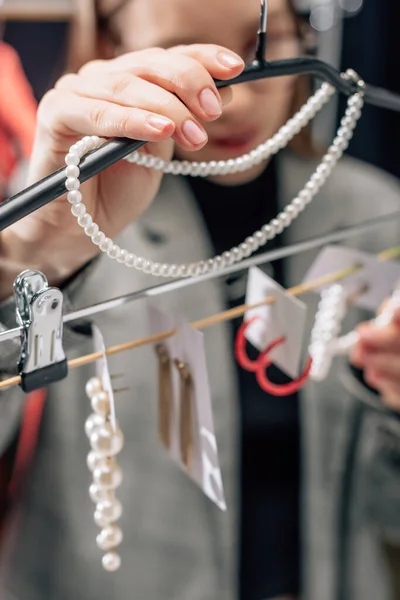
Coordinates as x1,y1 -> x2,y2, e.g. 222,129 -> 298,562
65,71 -> 364,278
85,377 -> 125,573
308,284 -> 348,381
124,81 -> 335,175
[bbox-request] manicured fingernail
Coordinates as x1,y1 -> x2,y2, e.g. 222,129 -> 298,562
146,115 -> 173,132
199,88 -> 222,117
217,50 -> 244,69
182,120 -> 207,145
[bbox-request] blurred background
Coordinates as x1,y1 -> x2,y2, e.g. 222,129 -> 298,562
1,0 -> 399,183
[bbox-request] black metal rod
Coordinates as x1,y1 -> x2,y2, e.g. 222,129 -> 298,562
1,56 -> 400,232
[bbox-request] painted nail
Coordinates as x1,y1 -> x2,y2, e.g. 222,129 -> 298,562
182,120 -> 207,145
217,51 -> 244,69
146,115 -> 174,132
199,88 -> 222,117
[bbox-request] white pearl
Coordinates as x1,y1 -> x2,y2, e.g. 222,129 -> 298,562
187,263 -> 201,277
100,237 -> 114,253
117,249 -> 128,264
85,223 -> 99,237
85,413 -> 106,438
271,218 -> 284,234
94,510 -> 112,529
87,451 -> 108,473
96,497 -> 123,523
245,236 -> 258,252
102,552 -> 121,572
71,202 -> 86,217
90,424 -> 124,457
97,525 -> 123,551
67,190 -> 82,204
240,243 -> 252,258
93,462 -> 123,490
66,165 -> 80,178
222,251 -> 235,266
254,230 -> 267,246
124,253 -> 137,268
292,197 -> 306,212
160,263 -> 171,277
143,260 -> 154,274
261,225 -> 274,240
65,177 -> 80,191
108,244 -> 121,260
92,231 -> 106,246
85,376 -> 102,399
89,483 -> 114,504
65,152 -> 80,166
91,390 -> 110,415
75,140 -> 86,154
135,257 -> 145,271
78,214 -> 93,228
232,247 -> 244,263
91,135 -> 101,147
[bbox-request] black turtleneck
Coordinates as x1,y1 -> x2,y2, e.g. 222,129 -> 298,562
188,159 -> 301,600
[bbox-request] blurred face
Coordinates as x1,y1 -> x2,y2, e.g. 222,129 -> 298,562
101,0 -> 301,183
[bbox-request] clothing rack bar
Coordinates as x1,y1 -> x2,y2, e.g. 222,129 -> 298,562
62,211 -> 400,324
0,240 -> 399,392
1,210 -> 399,346
1,57 -> 400,231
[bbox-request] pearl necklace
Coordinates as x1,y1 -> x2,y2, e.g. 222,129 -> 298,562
65,71 -> 364,278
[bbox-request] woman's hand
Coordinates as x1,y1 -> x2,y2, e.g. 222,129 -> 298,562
350,303 -> 400,411
0,45 -> 243,295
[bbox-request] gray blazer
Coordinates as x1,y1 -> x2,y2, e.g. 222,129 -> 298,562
0,152 -> 399,600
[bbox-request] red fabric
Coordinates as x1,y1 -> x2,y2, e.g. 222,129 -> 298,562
0,389 -> 47,542
0,42 -> 37,191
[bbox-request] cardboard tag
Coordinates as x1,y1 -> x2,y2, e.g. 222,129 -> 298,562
244,267 -> 308,379
92,324 -> 117,432
303,245 -> 400,312
148,306 -> 227,511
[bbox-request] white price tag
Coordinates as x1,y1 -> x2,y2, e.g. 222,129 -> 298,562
92,324 -> 117,432
244,267 -> 308,379
303,245 -> 400,312
148,306 -> 227,512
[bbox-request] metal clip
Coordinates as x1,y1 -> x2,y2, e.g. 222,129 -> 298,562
13,270 -> 68,392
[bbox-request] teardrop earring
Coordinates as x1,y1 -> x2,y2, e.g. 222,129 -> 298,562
174,360 -> 194,471
84,376 -> 125,572
155,344 -> 173,450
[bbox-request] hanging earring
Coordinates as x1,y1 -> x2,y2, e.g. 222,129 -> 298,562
84,376 -> 125,573
255,336 -> 313,396
174,360 -> 193,471
308,284 -> 348,381
155,344 -> 173,450
235,316 -> 261,372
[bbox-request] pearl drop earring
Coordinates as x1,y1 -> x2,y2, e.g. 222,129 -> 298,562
85,376 -> 125,572
308,284 -> 348,381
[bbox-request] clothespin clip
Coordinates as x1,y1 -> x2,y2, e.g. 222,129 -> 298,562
14,270 -> 68,392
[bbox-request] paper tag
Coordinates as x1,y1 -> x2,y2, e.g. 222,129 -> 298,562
244,267 -> 308,379
148,306 -> 227,511
92,324 -> 117,432
303,245 -> 400,312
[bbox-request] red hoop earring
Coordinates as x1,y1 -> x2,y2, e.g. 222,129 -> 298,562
234,317 -> 260,372
255,337 -> 313,397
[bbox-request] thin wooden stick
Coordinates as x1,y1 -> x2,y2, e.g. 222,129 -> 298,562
0,248 -> 399,392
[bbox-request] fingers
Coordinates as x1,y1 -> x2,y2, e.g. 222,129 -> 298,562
353,314 -> 400,355
55,75 -> 209,151
349,308 -> 400,412
82,45 -> 244,82
167,44 -> 245,79
37,89 -> 176,145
